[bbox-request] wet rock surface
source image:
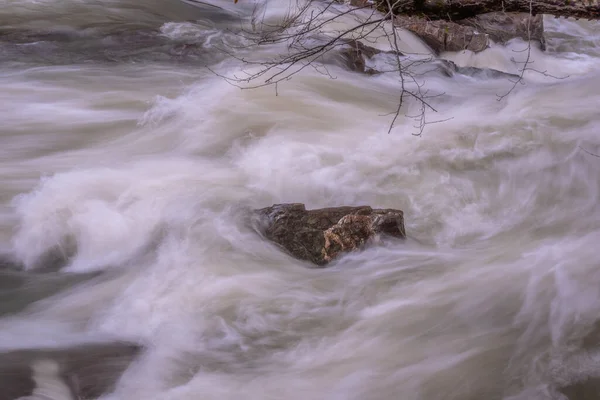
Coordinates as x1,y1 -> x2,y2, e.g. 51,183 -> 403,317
397,16 -> 490,54
0,342 -> 140,400
456,12 -> 545,49
254,204 -> 405,266
396,12 -> 544,55
435,59 -> 520,79
337,39 -> 401,75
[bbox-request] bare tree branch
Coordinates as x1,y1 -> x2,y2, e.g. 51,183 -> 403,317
579,146 -> 600,158
214,0 -> 442,134
219,0 -> 583,135
496,0 -> 534,100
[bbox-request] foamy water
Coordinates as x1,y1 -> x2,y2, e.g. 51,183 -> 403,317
1,1 -> 599,399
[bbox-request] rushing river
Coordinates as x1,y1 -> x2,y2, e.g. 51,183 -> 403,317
1,1 -> 600,399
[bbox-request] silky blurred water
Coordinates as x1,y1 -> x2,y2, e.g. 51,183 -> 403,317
1,1 -> 599,399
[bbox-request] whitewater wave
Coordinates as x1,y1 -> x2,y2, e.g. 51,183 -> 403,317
0,1 -> 600,399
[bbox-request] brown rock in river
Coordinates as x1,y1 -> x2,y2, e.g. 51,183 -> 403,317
254,204 -> 405,266
338,40 -> 381,75
396,12 -> 544,55
396,16 -> 489,54
336,39 -> 402,75
455,12 -> 545,50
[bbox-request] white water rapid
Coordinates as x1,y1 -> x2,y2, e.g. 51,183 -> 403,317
1,1 -> 599,399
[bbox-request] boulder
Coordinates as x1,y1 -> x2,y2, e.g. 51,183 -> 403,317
0,342 -> 140,400
337,39 -> 399,75
396,16 -> 489,54
254,204 -> 405,266
396,12 -> 544,55
455,12 -> 545,49
334,39 -> 404,75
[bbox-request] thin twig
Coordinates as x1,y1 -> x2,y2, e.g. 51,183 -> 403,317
579,145 -> 600,158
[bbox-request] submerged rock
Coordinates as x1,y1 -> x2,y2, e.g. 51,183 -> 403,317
0,267 -> 102,316
0,342 -> 140,400
254,204 -> 405,266
0,255 -> 21,271
435,59 -> 520,80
